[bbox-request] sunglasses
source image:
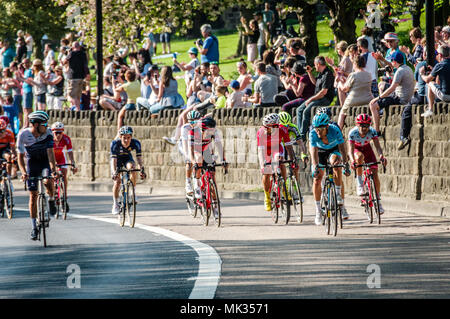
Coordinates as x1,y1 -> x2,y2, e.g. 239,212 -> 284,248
54,131 -> 63,135
264,124 -> 278,128
359,124 -> 370,128
41,122 -> 48,127
315,126 -> 327,131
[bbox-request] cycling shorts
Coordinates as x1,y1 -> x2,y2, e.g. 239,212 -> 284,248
354,144 -> 378,169
26,158 -> 51,191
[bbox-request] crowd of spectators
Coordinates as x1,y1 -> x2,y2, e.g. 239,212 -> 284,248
0,3 -> 449,153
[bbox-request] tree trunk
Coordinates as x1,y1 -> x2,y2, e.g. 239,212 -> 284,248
323,0 -> 360,46
295,1 -> 319,65
412,0 -> 425,28
233,6 -> 253,58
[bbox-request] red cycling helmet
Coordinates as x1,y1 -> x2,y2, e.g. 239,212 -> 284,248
0,119 -> 7,131
356,113 -> 372,125
0,116 -> 9,125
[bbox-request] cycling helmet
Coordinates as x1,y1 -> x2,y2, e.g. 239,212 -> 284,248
51,122 -> 65,131
118,126 -> 133,135
28,111 -> 49,123
187,110 -> 201,121
262,113 -> 279,127
316,107 -> 332,118
201,117 -> 216,129
312,113 -> 329,128
0,119 -> 7,131
356,113 -> 372,125
0,115 -> 9,124
278,111 -> 291,125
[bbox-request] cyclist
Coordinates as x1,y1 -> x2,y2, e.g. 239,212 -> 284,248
309,113 -> 351,225
278,111 -> 308,164
110,126 -> 147,215
0,118 -> 17,178
51,122 -> 78,212
257,113 -> 296,212
348,113 -> 387,214
180,110 -> 202,195
17,111 -> 59,240
189,117 -> 228,218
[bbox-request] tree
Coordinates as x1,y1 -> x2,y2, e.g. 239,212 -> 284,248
0,0 -> 68,59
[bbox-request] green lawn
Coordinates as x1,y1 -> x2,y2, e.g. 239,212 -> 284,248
90,12 -> 425,101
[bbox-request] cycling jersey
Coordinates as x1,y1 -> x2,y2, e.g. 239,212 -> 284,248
348,126 -> 378,167
188,127 -> 221,153
53,134 -> 73,165
281,123 -> 302,143
110,138 -> 142,168
309,124 -> 344,150
0,129 -> 15,151
257,125 -> 292,156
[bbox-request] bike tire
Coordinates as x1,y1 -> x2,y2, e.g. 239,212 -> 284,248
201,199 -> 210,226
209,179 -> 221,228
363,191 -> 373,224
38,194 -> 47,248
186,196 -> 197,218
118,188 -> 126,227
279,176 -> 290,225
270,178 -> 279,224
290,176 -> 303,223
126,182 -> 136,228
370,176 -> 381,225
0,190 -> 4,218
4,180 -> 13,219
329,184 -> 339,237
60,179 -> 68,220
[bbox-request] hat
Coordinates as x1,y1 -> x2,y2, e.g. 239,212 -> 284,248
32,59 -> 43,66
384,32 -> 399,41
391,50 -> 404,64
442,26 -> 450,34
244,88 -> 252,96
292,61 -> 305,75
230,80 -> 240,89
188,47 -> 198,55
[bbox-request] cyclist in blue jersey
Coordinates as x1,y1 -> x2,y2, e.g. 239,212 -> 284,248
309,113 -> 350,226
17,111 -> 59,240
110,126 -> 146,215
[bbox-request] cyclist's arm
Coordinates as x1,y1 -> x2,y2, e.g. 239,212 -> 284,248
136,155 -> 144,170
18,152 -> 27,177
47,148 -> 57,174
348,141 -> 356,163
372,138 -> 384,159
309,145 -> 319,168
285,144 -> 295,161
110,157 -> 118,176
338,142 -> 348,163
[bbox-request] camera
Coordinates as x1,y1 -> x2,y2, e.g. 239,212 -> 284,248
378,65 -> 393,76
195,39 -> 203,46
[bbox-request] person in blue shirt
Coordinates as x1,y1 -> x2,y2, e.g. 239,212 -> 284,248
20,59 -> 34,127
309,113 -> 350,226
196,24 -> 219,64
110,126 -> 146,215
1,40 -> 16,68
1,95 -> 19,135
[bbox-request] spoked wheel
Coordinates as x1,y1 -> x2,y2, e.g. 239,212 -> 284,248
329,184 -> 339,237
209,179 -> 221,228
126,182 -> 136,228
186,195 -> 197,218
369,177 -> 381,225
270,179 -> 279,224
118,191 -> 126,227
56,179 -> 67,220
0,191 -> 4,218
200,199 -> 210,226
363,191 -> 373,224
279,177 -> 290,225
3,180 -> 13,219
290,176 -> 303,223
38,194 -> 48,247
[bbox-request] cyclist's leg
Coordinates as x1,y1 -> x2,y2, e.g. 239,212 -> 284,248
126,161 -> 137,187
185,161 -> 193,193
330,152 -> 345,205
61,167 -> 68,198
3,151 -> 12,176
354,150 -> 365,193
193,152 -> 203,197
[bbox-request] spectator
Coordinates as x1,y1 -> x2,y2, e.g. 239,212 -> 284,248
1,68 -> 21,104
1,40 -> 16,69
253,12 -> 268,60
262,2 -> 275,45
325,41 -> 353,106
279,61 -> 315,113
1,95 -> 18,135
439,26 -> 450,46
337,54 -> 373,129
240,17 -> 260,63
133,48 -> 153,99
114,70 -> 141,112
148,66 -> 184,114
99,77 -> 126,111
227,80 -> 246,108
243,62 -> 277,107
374,32 -> 406,70
80,81 -> 91,111
58,39 -> 71,65
420,44 -> 450,117
186,62 -> 210,106
43,43 -> 55,71
357,26 -> 375,52
160,22 -> 172,54
369,51 -> 415,134
235,60 -> 253,91
210,85 -> 227,109
196,24 -> 219,64
263,50 -> 282,90
357,37 -> 379,98
62,41 -> 89,111
296,56 -> 335,140
400,27 -> 424,66
46,65 -> 65,110
198,62 -> 225,102
25,59 -> 47,111
143,30 -> 156,57
16,37 -> 27,63
173,47 -> 200,88
21,58 -> 34,127
8,62 -> 24,126
25,32 -> 33,59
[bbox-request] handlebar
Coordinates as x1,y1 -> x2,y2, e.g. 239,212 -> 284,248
353,161 -> 386,178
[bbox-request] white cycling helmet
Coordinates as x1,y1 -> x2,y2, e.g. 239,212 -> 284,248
28,111 -> 49,123
51,122 -> 64,131
262,113 -> 279,126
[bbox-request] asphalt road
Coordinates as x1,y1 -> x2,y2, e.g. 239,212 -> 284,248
1,188 -> 450,299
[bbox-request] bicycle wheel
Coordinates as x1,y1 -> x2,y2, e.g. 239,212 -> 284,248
126,181 -> 136,228
329,183 -> 339,236
201,199 -> 210,226
279,176 -> 290,225
362,191 -> 373,224
369,176 -> 381,225
4,179 -> 13,219
38,194 -> 47,247
59,179 -> 68,220
290,176 -> 303,223
270,178 -> 279,224
186,195 -> 198,218
0,190 -> 4,218
118,188 -> 126,227
207,179 -> 221,227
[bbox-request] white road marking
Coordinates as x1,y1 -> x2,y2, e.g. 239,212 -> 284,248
14,208 -> 222,299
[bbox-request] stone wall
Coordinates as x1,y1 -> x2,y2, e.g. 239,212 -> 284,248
48,103 -> 450,202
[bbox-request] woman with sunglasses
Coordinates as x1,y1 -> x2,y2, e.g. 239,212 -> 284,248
51,122 -> 78,212
348,114 -> 387,214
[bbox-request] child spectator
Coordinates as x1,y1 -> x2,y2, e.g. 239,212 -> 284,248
210,85 -> 227,109
1,95 -> 19,135
227,80 -> 245,108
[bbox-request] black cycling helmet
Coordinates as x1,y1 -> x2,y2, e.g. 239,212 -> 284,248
201,117 -> 216,129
